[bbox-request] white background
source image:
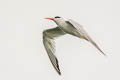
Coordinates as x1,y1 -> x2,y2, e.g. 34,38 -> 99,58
0,0 -> 119,80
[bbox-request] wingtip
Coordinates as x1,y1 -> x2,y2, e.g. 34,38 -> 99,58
99,49 -> 107,57
56,66 -> 62,76
101,52 -> 107,57
58,71 -> 61,76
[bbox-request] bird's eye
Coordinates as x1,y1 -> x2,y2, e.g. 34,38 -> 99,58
55,16 -> 61,18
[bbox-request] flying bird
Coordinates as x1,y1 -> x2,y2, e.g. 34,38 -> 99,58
43,16 -> 106,75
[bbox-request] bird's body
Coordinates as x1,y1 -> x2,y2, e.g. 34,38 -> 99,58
54,18 -> 81,37
43,16 -> 106,75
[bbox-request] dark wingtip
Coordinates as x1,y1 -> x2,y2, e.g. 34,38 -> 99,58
58,71 -> 61,75
55,58 -> 62,76
96,48 -> 107,57
101,51 -> 107,57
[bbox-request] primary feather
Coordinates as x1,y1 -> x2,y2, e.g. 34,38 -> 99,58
43,27 -> 66,75
67,19 -> 106,56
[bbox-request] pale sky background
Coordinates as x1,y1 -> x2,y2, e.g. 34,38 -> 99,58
0,0 -> 119,80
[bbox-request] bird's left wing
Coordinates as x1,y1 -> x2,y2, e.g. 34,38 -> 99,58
67,19 -> 106,56
43,27 -> 66,75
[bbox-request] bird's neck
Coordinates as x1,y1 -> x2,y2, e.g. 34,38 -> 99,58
55,20 -> 68,27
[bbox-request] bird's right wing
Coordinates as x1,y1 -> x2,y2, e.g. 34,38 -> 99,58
43,27 -> 66,75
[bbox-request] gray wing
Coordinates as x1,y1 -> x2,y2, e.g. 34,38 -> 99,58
43,27 -> 66,75
67,19 -> 106,56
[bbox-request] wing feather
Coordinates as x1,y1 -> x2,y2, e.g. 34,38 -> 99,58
67,19 -> 106,56
43,27 -> 66,75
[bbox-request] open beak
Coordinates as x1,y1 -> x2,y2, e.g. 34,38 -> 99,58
44,17 -> 54,20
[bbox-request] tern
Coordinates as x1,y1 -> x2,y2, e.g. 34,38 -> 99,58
43,16 -> 106,75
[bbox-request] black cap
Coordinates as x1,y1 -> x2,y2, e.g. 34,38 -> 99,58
54,16 -> 61,18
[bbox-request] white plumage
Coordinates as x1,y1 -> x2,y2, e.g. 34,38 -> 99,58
43,16 -> 106,75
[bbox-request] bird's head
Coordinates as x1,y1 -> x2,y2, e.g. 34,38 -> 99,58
44,16 -> 65,25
